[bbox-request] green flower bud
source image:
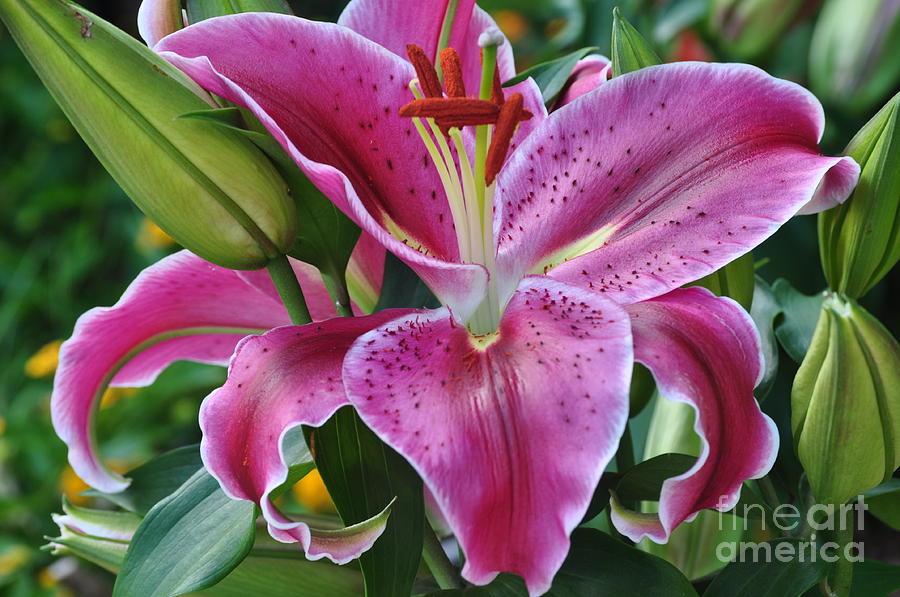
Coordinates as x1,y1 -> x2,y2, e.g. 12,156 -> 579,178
47,499 -> 140,573
710,0 -> 810,60
792,295 -> 900,506
810,0 -> 900,115
819,92 -> 900,298
0,0 -> 296,269
610,7 -> 661,77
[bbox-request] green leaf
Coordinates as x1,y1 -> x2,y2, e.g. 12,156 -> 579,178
772,279 -> 826,362
425,529 -> 698,596
201,555 -> 363,597
84,444 -> 203,514
850,559 -> 900,597
502,46 -> 598,106
312,407 -> 424,597
749,277 -> 782,401
186,0 -> 292,22
374,252 -> 440,311
615,453 -> 696,504
702,538 -> 831,597
610,7 -> 661,77
692,252 -> 755,311
114,469 -> 256,597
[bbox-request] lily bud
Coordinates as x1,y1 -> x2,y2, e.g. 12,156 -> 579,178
610,7 -> 661,77
819,93 -> 900,298
0,0 -> 296,270
810,0 -> 900,114
792,295 -> 900,506
710,0 -> 813,60
47,499 -> 140,573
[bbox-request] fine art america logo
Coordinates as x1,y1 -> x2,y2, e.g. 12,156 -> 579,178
714,496 -> 867,564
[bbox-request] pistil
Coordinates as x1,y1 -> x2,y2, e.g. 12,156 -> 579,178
399,37 -> 531,334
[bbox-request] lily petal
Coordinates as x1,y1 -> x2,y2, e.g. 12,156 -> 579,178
610,287 -> 778,543
345,276 -> 633,595
494,62 -> 859,305
556,55 -> 611,107
53,251 -> 290,493
199,312 -> 410,562
337,0 -> 546,137
137,0 -> 182,47
156,14 -> 489,321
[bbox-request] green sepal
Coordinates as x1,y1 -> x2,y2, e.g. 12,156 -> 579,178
610,7 -> 661,77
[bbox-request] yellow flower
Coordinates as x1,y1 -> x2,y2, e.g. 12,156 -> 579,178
59,460 -> 130,505
100,387 -> 139,409
493,10 -> 529,43
291,469 -> 336,514
136,217 -> 176,252
0,544 -> 30,578
25,340 -> 62,378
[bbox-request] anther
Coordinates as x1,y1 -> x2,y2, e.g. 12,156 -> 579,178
492,68 -> 505,105
485,93 -> 528,185
440,48 -> 466,98
406,44 -> 442,98
400,97 -> 500,124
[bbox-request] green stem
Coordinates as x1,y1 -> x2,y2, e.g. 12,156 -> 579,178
422,522 -> 464,590
615,424 -> 635,473
829,505 -> 856,597
266,254 -> 311,325
434,0 -> 460,81
322,268 -> 354,318
757,476 -> 781,510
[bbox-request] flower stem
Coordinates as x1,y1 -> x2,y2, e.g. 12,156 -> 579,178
266,254 -> 311,325
322,268 -> 354,318
828,505 -> 856,597
422,521 -> 464,590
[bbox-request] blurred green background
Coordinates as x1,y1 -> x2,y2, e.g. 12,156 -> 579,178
1,0 -> 898,595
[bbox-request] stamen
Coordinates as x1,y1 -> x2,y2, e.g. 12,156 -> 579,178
485,93 -> 528,185
492,67 -> 505,105
434,0 -> 461,81
439,47 -> 466,98
406,44 -> 442,98
400,98 -> 500,123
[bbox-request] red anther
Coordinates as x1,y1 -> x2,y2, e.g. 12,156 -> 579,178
492,68 -> 505,105
485,93 -> 524,185
407,44 -> 442,98
440,47 -> 466,98
400,97 -> 500,120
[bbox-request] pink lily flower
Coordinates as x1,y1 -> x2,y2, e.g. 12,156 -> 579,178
53,0 -> 860,593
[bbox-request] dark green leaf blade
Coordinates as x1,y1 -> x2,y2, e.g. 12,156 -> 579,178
502,46 -> 598,105
425,529 -> 698,596
114,469 -> 256,597
772,279 -> 826,362
616,453 -> 696,503
84,444 -> 202,514
313,407 -> 425,597
186,0 -> 292,23
374,252 -> 440,311
702,538 -> 830,597
749,277 -> 783,401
